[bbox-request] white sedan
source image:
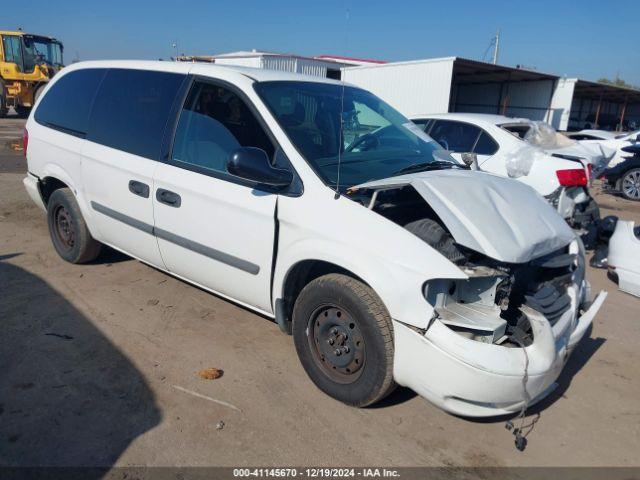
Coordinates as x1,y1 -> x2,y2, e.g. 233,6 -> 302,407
567,129 -> 640,168
411,113 -> 607,232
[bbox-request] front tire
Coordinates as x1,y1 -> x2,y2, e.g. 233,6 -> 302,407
621,168 -> 640,201
47,188 -> 102,263
292,273 -> 396,407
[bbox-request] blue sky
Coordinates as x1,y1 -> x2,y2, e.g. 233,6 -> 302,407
6,0 -> 639,85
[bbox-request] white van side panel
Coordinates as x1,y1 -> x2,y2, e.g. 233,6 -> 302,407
80,140 -> 165,268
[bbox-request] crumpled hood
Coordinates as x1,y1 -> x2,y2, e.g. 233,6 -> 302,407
356,169 -> 575,264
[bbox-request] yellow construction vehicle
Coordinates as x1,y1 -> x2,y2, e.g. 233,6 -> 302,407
0,30 -> 63,117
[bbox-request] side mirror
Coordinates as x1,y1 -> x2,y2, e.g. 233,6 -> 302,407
461,152 -> 479,170
227,147 -> 293,188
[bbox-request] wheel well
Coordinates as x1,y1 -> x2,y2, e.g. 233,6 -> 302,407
39,177 -> 69,206
279,260 -> 366,334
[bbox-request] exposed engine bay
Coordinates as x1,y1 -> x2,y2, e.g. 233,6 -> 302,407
349,182 -> 581,348
345,168 -> 606,419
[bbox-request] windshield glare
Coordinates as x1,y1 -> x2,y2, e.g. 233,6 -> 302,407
255,81 -> 457,188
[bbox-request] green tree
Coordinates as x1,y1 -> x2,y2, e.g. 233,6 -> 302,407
597,77 -> 639,90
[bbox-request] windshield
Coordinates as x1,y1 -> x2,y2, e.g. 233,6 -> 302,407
22,36 -> 63,70
255,81 -> 458,188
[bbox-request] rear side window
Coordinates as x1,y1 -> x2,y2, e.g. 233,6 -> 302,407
34,69 -> 106,136
429,120 -> 482,153
88,69 -> 185,160
501,124 -> 531,139
474,131 -> 499,155
412,119 -> 434,133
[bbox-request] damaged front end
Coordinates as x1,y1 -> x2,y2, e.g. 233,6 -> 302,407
425,247 -> 580,348
351,170 -> 607,416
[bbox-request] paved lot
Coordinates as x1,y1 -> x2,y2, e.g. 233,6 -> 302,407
1,117 -> 639,468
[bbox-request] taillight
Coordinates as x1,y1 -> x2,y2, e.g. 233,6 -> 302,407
23,128 -> 29,157
556,168 -> 588,186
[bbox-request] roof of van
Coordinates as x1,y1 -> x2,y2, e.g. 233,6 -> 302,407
62,60 -> 346,85
411,112 -> 530,126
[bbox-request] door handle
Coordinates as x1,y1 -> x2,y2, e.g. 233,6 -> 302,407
156,188 -> 181,208
128,180 -> 150,198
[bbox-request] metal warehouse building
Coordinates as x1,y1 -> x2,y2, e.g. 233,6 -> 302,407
201,50 -> 350,79
341,57 -> 640,131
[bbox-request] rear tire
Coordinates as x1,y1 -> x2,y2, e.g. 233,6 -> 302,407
621,168 -> 640,201
292,273 -> 396,407
47,188 -> 102,263
15,106 -> 31,118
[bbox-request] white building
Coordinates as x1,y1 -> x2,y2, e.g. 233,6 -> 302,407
177,51 -> 640,131
200,50 -> 349,79
342,57 -> 640,131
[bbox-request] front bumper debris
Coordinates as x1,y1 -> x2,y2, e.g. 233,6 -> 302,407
392,289 -> 607,417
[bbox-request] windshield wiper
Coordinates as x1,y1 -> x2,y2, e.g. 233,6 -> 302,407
391,160 -> 465,177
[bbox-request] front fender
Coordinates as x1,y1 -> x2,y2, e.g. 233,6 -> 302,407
274,226 -> 466,330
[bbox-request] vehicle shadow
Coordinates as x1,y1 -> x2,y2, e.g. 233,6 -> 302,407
527,325 -> 605,415
87,245 -> 132,265
368,386 -> 417,409
466,324 -> 605,424
0,254 -> 161,472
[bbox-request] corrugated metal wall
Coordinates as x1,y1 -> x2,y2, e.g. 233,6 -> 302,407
295,59 -> 329,77
342,58 -> 455,117
568,98 -> 636,130
214,57 -> 262,68
451,83 -> 501,114
262,56 -> 298,73
215,55 -> 336,78
452,79 -> 556,123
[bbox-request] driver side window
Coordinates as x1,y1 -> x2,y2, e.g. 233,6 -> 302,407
172,82 -> 274,175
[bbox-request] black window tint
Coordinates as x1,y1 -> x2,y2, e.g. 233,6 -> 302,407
412,119 -> 433,133
88,69 -> 184,160
35,69 -> 106,135
473,131 -> 498,155
429,120 -> 481,153
171,81 -> 274,174
501,124 -> 530,139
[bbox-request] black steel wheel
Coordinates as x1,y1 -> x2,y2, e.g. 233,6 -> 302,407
47,188 -> 102,263
292,273 -> 395,407
307,304 -> 366,383
52,203 -> 76,253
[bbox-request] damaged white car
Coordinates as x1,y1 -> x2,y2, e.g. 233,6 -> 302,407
412,114 -> 615,234
25,62 -> 606,417
608,221 -> 640,297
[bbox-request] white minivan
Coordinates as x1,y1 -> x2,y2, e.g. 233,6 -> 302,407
24,61 -> 606,417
